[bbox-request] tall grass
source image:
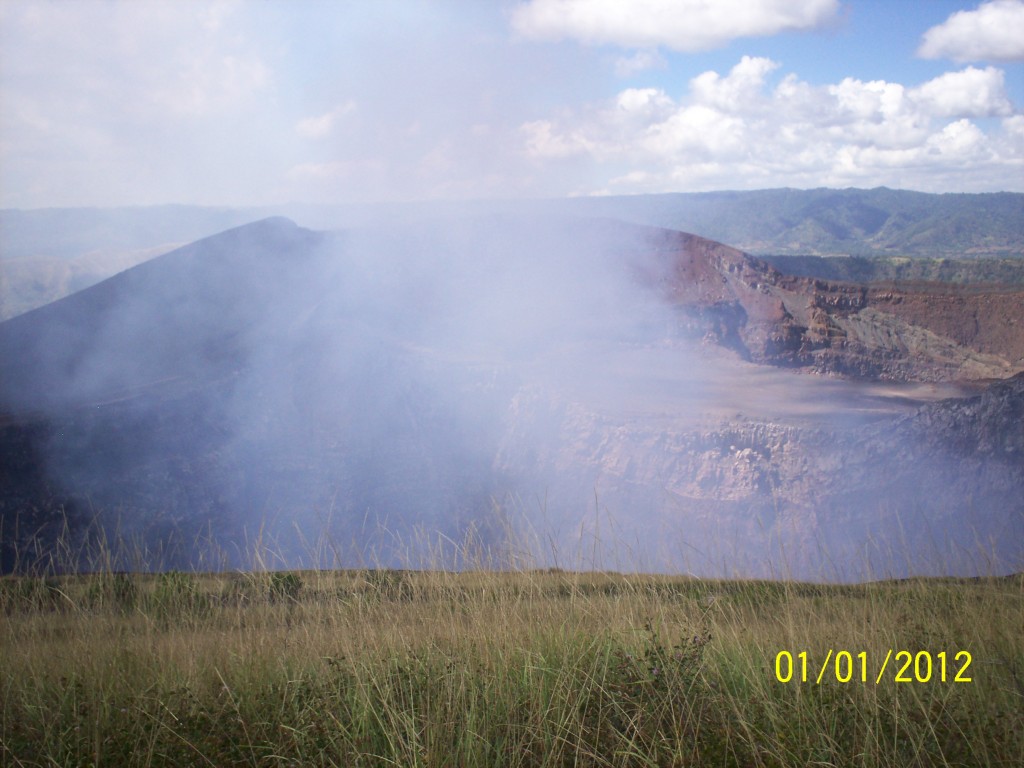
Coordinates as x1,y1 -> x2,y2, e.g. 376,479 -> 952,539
1,539 -> 1021,766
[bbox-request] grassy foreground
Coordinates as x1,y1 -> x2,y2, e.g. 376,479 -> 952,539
1,568 -> 1021,767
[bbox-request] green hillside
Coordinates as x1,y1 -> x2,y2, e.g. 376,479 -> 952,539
761,254 -> 1024,285
559,187 -> 1024,257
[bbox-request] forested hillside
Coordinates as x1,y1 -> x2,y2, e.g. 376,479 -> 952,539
559,187 -> 1024,257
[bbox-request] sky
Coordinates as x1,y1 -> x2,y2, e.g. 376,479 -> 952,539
1,0 -> 1022,209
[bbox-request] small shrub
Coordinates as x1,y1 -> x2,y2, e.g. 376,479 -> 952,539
608,619 -> 711,704
363,569 -> 413,601
219,573 -> 256,605
86,571 -> 137,612
149,570 -> 208,618
269,571 -> 302,603
0,576 -> 64,613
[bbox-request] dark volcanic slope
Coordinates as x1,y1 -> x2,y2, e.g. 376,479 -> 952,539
0,218 -> 335,570
1,215 -> 1021,577
0,217 -> 326,413
1,215 -> 673,571
0,207 -> 271,321
897,370 -> 1024,460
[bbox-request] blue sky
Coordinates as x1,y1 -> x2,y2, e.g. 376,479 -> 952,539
1,0 -> 1022,208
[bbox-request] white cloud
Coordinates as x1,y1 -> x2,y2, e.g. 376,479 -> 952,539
918,0 -> 1024,62
520,59 -> 1024,193
296,102 -> 357,139
691,56 -> 779,111
614,88 -> 674,121
909,66 -> 1014,117
997,115 -> 1024,167
828,78 -> 906,122
1002,114 -> 1024,147
511,0 -> 839,52
926,119 -> 988,158
642,105 -> 748,158
2,1 -> 1020,208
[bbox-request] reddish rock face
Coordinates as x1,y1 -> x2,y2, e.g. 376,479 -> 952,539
647,229 -> 1024,382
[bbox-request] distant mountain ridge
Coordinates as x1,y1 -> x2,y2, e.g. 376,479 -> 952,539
555,187 -> 1024,258
2,188 -> 1022,320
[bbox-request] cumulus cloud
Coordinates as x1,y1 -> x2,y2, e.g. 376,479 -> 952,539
690,55 -> 779,111
614,88 -> 675,122
918,0 -> 1024,62
909,67 -> 1013,118
928,118 -> 988,157
520,59 -> 1023,192
511,0 -> 840,51
2,1 -> 1021,208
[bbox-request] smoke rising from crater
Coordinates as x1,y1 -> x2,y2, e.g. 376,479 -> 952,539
0,214 -> 709,570
1,212 -> 1020,579
211,214 -> 707,569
